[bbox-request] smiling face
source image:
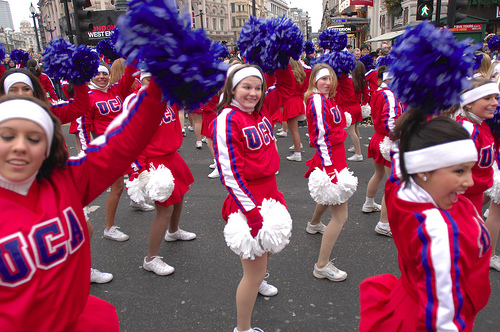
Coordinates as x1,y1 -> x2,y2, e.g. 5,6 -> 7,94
417,162 -> 475,210
232,76 -> 262,110
0,119 -> 47,182
92,71 -> 110,88
316,75 -> 331,96
467,94 -> 499,120
8,82 -> 34,97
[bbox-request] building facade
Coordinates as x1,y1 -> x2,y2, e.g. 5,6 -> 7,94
0,0 -> 14,30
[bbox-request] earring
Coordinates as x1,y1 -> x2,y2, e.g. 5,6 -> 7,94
422,176 -> 428,182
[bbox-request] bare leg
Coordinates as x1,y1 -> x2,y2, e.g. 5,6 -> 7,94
166,198 -> 184,233
287,116 -> 301,153
366,161 -> 386,199
105,176 -> 124,230
146,203 -> 173,260
192,113 -> 203,142
347,124 -> 361,155
316,202 -> 348,268
310,203 -> 329,226
486,201 -> 500,256
236,254 -> 268,331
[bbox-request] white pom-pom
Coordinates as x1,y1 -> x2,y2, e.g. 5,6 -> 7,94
344,112 -> 352,128
145,164 -> 175,203
224,199 -> 293,259
379,136 -> 393,162
257,199 -> 293,254
486,163 -> 500,204
308,167 -> 358,205
224,211 -> 266,260
127,178 -> 147,204
361,104 -> 371,119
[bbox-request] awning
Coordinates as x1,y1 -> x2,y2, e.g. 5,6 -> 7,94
365,30 -> 404,42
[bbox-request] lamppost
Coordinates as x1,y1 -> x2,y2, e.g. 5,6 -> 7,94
45,21 -> 57,41
198,4 -> 204,29
29,3 -> 42,53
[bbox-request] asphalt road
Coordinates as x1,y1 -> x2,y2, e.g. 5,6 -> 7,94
63,121 -> 500,332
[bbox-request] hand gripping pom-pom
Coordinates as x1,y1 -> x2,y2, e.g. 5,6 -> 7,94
96,39 -> 120,63
387,21 -> 481,115
145,164 -> 175,203
224,199 -> 292,259
486,163 -> 500,204
238,15 -> 303,74
71,45 -> 100,86
308,167 -> 358,206
115,0 -> 228,109
361,104 -> 371,119
379,136 -> 393,162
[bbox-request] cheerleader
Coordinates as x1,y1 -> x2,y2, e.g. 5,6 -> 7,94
26,59 -> 59,103
0,77 -> 166,330
212,64 -> 294,332
304,63 -> 357,281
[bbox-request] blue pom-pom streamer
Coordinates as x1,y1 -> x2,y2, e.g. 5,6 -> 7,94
42,38 -> 99,85
488,35 -> 500,52
210,41 -> 229,59
10,49 -> 29,65
472,53 -> 483,72
109,27 -> 120,46
238,15 -> 303,74
387,21 -> 480,115
318,29 -> 347,52
375,53 -> 395,69
486,97 -> 500,139
303,40 -> 314,55
0,43 -> 5,63
96,39 -> 120,63
115,0 -> 228,109
311,50 -> 356,77
359,54 -> 374,70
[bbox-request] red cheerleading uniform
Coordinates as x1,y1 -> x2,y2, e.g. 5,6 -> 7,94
213,66 -> 295,221
0,80 -> 166,331
456,116 -> 495,212
335,74 -> 362,123
50,84 -> 91,125
281,63 -> 311,122
367,85 -> 403,167
305,93 -> 348,178
365,69 -> 378,98
360,175 -> 491,332
38,73 -> 59,102
201,94 -> 220,137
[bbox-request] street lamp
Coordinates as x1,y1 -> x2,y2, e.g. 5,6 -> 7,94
29,3 -> 42,53
198,4 -> 204,29
45,21 -> 57,41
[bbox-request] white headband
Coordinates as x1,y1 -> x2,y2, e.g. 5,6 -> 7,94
382,71 -> 394,81
0,99 -> 54,157
227,64 -> 241,77
140,71 -> 151,81
232,67 -> 263,88
98,65 -> 109,75
315,68 -> 331,82
4,73 -> 34,93
404,139 -> 477,174
493,63 -> 500,76
461,83 -> 499,106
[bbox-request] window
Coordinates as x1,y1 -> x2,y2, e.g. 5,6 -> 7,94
232,17 -> 236,27
220,19 -> 224,30
239,19 -> 242,27
238,5 -> 241,11
213,18 -> 217,30
231,3 -> 235,12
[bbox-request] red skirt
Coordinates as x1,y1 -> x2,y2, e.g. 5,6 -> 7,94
201,111 -> 217,137
344,104 -> 362,123
304,145 -> 347,179
147,152 -> 194,206
367,132 -> 391,168
221,175 -> 286,222
282,96 -> 305,121
72,295 -> 119,332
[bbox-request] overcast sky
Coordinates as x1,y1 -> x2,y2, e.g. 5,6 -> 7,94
8,0 -> 323,32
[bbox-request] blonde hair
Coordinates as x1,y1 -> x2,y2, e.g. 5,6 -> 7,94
485,60 -> 500,80
216,64 -> 266,112
109,58 -> 126,84
304,63 -> 337,102
475,52 -> 491,78
290,59 -> 306,85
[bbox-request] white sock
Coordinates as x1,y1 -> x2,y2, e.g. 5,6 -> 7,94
365,197 -> 374,205
294,152 -> 301,157
234,328 -> 253,332
377,221 -> 390,229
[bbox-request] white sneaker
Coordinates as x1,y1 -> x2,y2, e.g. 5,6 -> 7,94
347,154 -> 363,162
375,221 -> 392,237
164,228 -> 196,242
208,168 -> 219,178
233,328 -> 265,332
306,221 -> 327,234
195,141 -> 202,149
130,200 -> 155,212
491,255 -> 500,271
347,145 -> 355,152
258,280 -> 278,296
90,268 -> 113,283
188,125 -> 194,132
143,256 -> 175,276
313,261 -> 347,281
182,129 -> 186,137
275,131 -> 287,137
289,143 -> 304,150
103,226 -> 129,242
201,136 -> 208,143
209,160 -> 217,169
286,153 -> 302,162
484,209 -> 489,219
362,202 -> 381,213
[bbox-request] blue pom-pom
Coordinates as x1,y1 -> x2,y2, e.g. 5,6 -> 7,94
359,54 -> 374,70
96,39 -> 120,63
311,50 -> 356,77
238,15 -> 303,74
210,41 -> 229,59
387,21 -> 480,115
115,0 -> 228,109
109,27 -> 120,46
472,53 -> 483,72
375,53 -> 395,69
42,38 -> 99,85
486,97 -> 500,139
0,43 -> 5,63
488,35 -> 500,52
10,49 -> 29,65
303,40 -> 314,55
318,29 -> 347,51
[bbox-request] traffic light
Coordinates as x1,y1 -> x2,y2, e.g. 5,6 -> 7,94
416,0 -> 433,21
447,0 -> 468,28
72,0 -> 93,44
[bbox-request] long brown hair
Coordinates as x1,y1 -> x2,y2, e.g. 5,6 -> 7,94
0,68 -> 49,104
109,58 -> 126,85
216,64 -> 266,113
304,63 -> 337,102
290,59 -> 306,85
352,61 -> 367,93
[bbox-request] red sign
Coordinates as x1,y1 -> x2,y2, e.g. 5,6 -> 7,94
448,24 -> 482,32
350,0 -> 373,5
